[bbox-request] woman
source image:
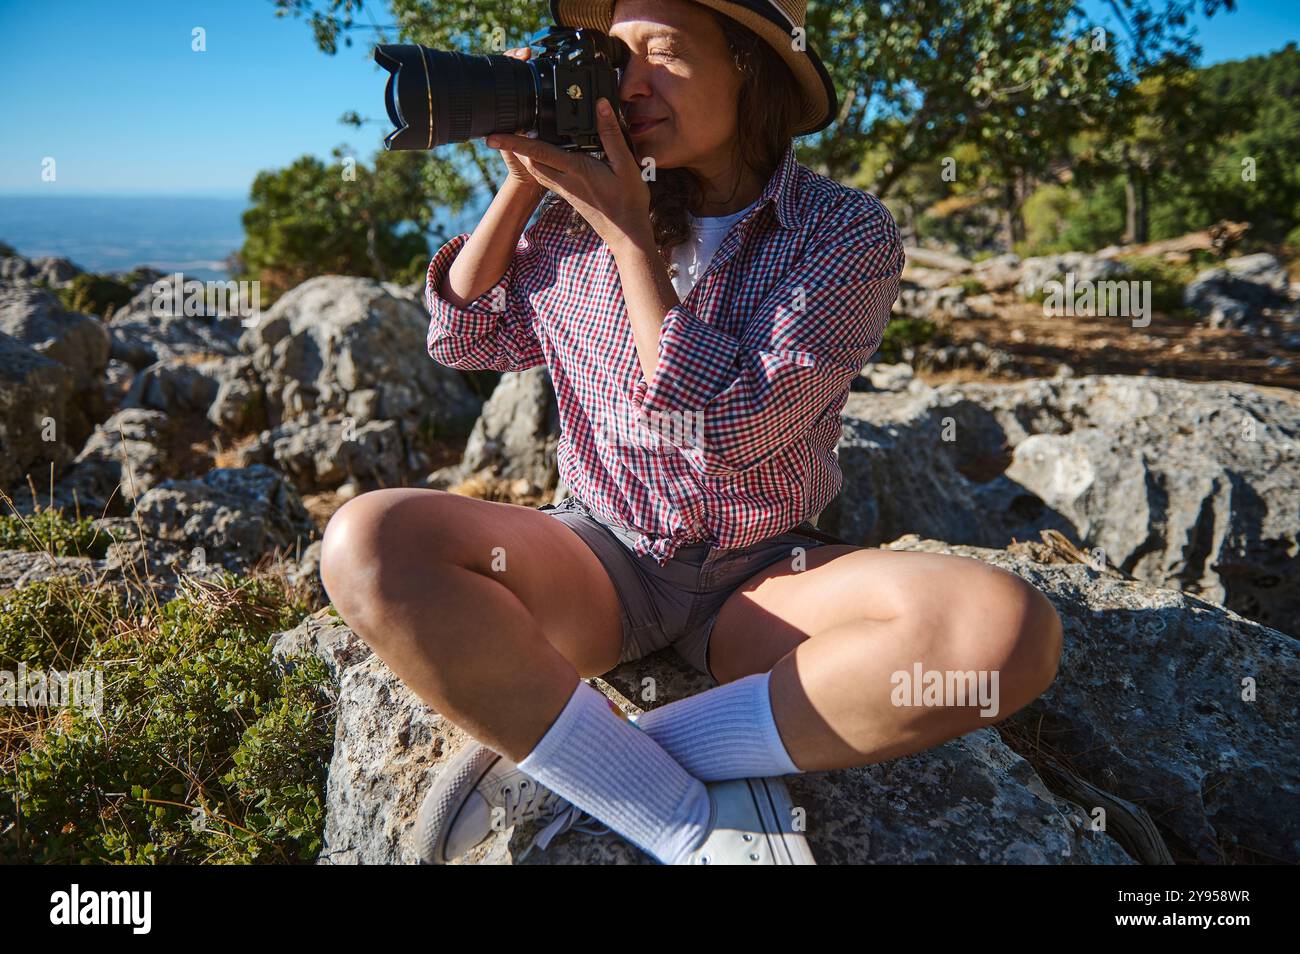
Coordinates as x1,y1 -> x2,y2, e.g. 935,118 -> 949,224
320,0 -> 1065,866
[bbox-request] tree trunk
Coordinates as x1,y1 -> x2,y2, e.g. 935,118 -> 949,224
1135,176 -> 1150,245
1123,174 -> 1139,246
1004,178 -> 1025,249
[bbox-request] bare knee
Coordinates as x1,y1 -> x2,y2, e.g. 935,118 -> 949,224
971,566 -> 1063,700
911,559 -> 1061,700
319,489 -> 453,642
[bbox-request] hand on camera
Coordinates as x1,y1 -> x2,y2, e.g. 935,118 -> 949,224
492,48 -> 545,193
485,94 -> 650,254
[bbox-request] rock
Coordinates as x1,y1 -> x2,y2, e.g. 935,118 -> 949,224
107,274 -> 243,368
288,526 -> 1300,864
894,283 -> 971,320
103,358 -> 135,407
289,524 -> 1300,864
0,332 -> 74,495
0,252 -> 82,289
1017,253 -> 1130,298
0,549 -> 106,589
972,253 -> 1023,292
54,408 -> 173,514
302,620 -> 1128,865
242,276 -> 481,450
432,367 -> 560,494
1222,253 -> 1290,294
904,247 -> 973,273
1185,253 -> 1298,331
828,375 -> 1300,639
887,535 -> 1299,864
206,356 -> 265,433
237,414 -> 405,492
853,362 -> 915,393
915,340 -> 1018,375
122,356 -> 222,417
132,464 -> 315,572
272,608 -> 369,683
0,283 -> 109,387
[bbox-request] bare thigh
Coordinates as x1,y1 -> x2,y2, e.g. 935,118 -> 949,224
707,544 -> 1040,681
322,488 -> 626,676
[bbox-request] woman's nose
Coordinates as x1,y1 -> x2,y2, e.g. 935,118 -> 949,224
618,56 -> 654,99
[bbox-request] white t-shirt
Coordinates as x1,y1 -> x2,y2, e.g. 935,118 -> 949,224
667,197 -> 762,300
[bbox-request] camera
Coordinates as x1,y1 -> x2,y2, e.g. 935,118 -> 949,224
375,26 -> 631,154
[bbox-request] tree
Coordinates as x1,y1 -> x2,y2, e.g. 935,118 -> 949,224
270,0 -> 1241,251
237,148 -> 449,299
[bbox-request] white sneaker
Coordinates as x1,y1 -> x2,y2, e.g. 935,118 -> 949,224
414,739 -> 611,864
677,777 -> 816,865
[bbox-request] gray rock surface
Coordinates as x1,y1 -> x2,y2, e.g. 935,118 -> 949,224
55,408 -> 173,513
107,274 -> 243,368
887,535 -> 1299,864
0,332 -> 74,495
0,283 -> 110,385
1017,253 -> 1130,298
132,464 -> 315,572
427,366 -> 559,494
241,277 -> 481,458
279,530 -> 1300,865
238,414 -> 404,492
0,254 -> 83,289
827,374 -> 1300,638
1185,253 -> 1299,333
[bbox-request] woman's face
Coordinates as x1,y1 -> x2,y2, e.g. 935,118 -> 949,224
609,0 -> 745,171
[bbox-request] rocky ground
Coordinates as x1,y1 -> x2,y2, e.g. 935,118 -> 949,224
1,237 -> 1297,865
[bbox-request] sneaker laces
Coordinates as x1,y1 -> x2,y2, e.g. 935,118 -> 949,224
516,801 -> 613,862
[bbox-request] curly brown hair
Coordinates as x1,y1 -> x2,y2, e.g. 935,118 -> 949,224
538,8 -> 805,272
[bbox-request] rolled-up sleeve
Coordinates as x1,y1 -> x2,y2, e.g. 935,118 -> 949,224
426,228 -> 546,373
629,206 -> 904,476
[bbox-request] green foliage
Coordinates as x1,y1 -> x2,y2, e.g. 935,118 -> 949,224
0,578 -> 121,670
0,508 -> 116,560
878,317 -> 938,363
1017,181 -> 1128,257
237,147 -> 460,300
1113,255 -> 1199,315
58,272 -> 135,319
0,572 -> 331,864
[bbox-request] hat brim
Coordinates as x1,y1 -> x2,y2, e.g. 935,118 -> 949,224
549,0 -> 838,136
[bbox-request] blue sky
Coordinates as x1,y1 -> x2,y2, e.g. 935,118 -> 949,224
0,0 -> 1296,198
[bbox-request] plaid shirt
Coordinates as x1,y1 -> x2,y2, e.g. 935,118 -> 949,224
426,141 -> 904,566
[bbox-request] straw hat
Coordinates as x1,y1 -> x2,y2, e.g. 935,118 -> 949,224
549,0 -> 839,136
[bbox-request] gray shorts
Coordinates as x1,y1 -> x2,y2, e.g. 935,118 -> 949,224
538,494 -> 836,683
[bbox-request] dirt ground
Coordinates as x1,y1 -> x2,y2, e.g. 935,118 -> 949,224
920,295 -> 1299,391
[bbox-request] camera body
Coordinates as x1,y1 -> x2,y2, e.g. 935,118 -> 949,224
375,26 -> 631,155
529,26 -> 629,152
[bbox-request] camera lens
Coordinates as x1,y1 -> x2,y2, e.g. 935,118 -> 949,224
375,44 -> 537,150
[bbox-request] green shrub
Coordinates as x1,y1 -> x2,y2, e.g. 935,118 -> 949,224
0,578 -> 121,670
58,272 -> 135,319
0,571 -> 330,863
878,317 -> 938,363
1114,255 -> 1198,317
0,508 -> 115,559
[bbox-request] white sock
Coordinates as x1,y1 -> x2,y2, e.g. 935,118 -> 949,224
517,680 -> 711,864
630,671 -> 802,781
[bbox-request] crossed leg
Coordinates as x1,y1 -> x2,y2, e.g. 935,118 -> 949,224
320,488 -> 628,763
705,544 -> 1064,773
